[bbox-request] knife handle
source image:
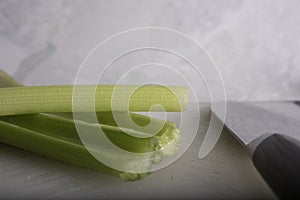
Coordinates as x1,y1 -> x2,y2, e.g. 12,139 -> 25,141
252,133 -> 300,199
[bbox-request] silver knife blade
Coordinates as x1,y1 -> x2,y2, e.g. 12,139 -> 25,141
213,101 -> 300,146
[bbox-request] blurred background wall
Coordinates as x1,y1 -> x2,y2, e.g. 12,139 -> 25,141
0,0 -> 299,101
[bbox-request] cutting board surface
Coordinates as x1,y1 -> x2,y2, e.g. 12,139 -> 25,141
0,103 -> 277,199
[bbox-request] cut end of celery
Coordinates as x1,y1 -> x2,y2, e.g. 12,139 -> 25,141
150,123 -> 181,164
119,172 -> 150,181
116,122 -> 181,181
158,125 -> 181,156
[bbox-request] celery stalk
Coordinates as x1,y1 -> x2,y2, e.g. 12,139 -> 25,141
0,113 -> 180,155
0,120 -> 137,179
0,84 -> 189,116
0,70 -> 183,181
0,114 -> 180,181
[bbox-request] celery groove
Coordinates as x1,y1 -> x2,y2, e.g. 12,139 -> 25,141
0,70 -> 184,181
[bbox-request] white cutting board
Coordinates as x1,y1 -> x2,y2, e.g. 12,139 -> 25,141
0,104 -> 276,199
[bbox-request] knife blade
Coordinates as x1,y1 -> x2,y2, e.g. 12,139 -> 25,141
212,101 -> 300,199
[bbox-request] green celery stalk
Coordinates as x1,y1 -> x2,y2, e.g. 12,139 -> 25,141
0,70 -> 182,181
0,84 -> 189,116
0,114 -> 180,181
0,120 -> 146,180
0,113 -> 180,155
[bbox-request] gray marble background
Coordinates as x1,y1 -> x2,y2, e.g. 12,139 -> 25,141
0,0 -> 299,101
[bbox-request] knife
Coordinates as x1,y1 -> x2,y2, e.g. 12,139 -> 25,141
212,101 -> 300,199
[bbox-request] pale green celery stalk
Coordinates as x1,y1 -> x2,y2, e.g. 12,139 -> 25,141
0,84 -> 189,116
0,70 -> 182,181
0,120 -> 139,179
0,70 -> 181,154
0,113 -> 180,155
0,114 -> 180,181
58,112 -> 180,156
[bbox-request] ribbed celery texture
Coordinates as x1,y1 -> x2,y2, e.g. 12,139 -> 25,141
0,84 -> 189,116
0,70 -> 187,181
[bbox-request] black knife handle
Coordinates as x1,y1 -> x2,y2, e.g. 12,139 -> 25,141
252,134 -> 300,199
